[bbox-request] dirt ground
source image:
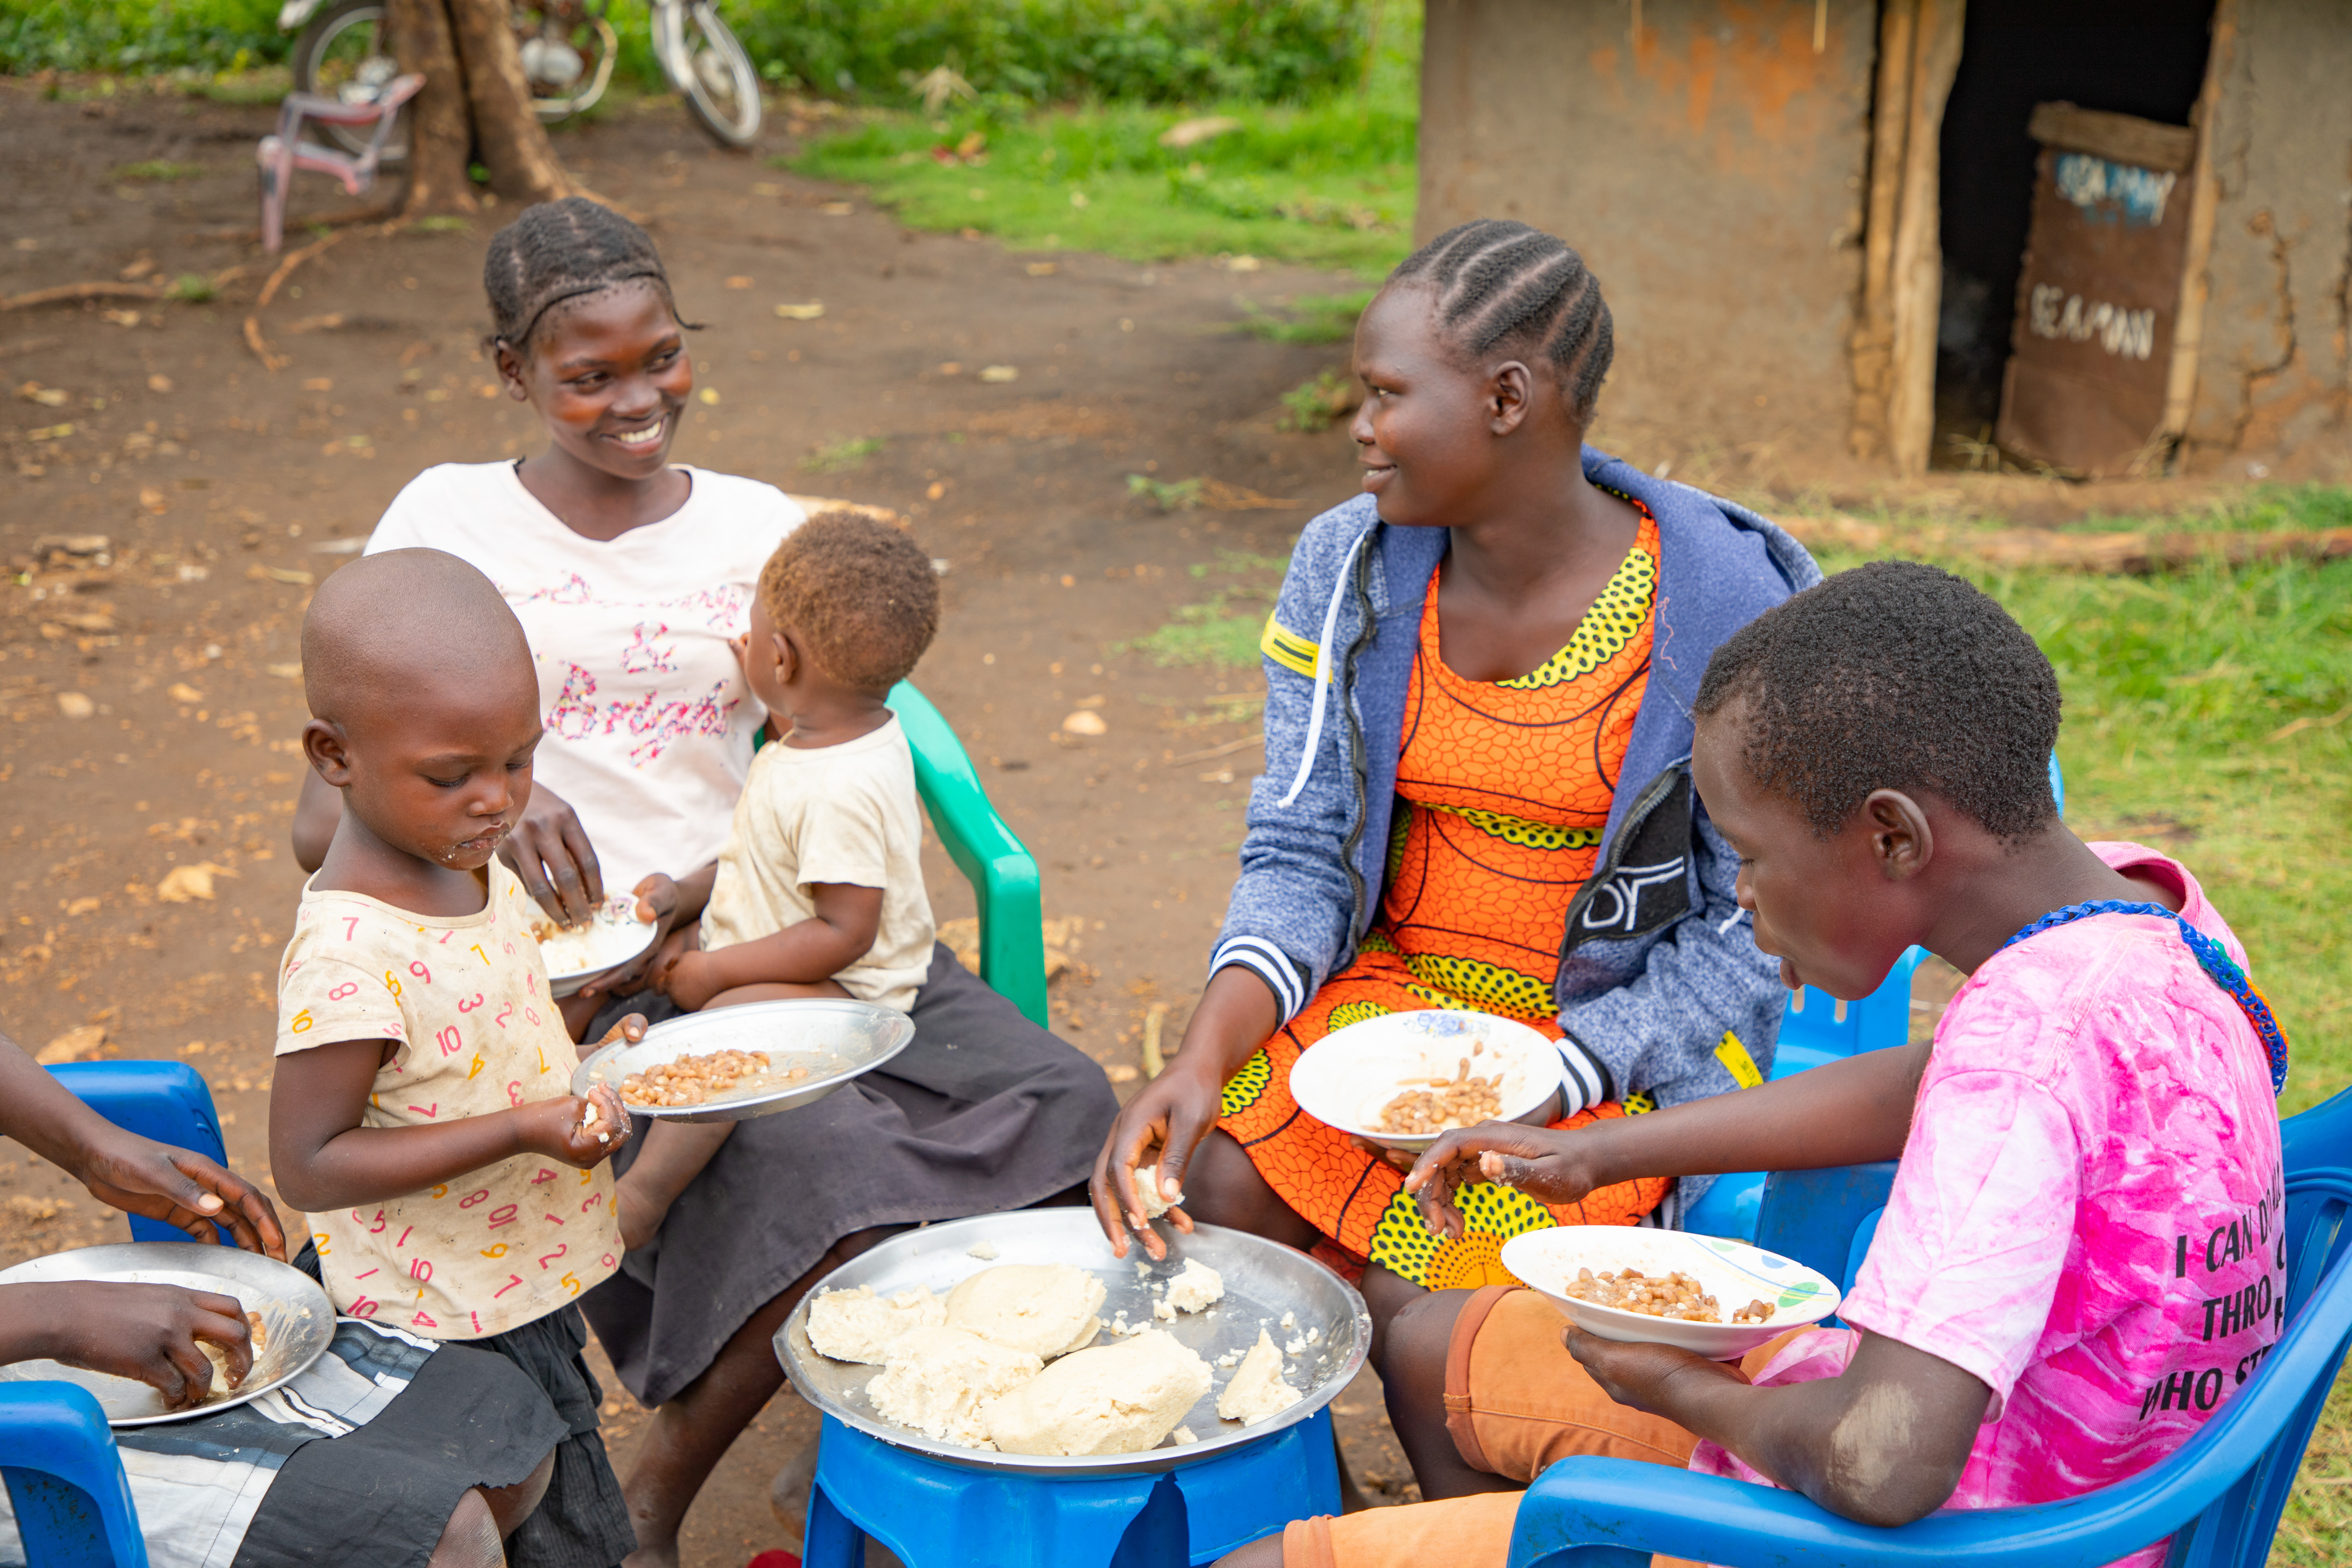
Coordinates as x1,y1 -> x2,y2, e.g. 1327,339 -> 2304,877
0,78 -> 1445,1564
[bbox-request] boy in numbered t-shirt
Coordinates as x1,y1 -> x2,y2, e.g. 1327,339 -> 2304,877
271,546 -> 640,1568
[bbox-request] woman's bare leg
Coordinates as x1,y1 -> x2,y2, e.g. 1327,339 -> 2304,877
620,1224 -> 905,1568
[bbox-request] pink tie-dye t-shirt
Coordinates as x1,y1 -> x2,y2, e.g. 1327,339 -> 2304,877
1689,844 -> 2285,1568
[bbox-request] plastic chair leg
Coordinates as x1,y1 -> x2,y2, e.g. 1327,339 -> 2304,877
802,1477 -> 863,1568
0,1383 -> 148,1568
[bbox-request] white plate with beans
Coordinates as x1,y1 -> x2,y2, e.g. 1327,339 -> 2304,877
1503,1226 -> 1842,1359
1285,1008 -> 1563,1152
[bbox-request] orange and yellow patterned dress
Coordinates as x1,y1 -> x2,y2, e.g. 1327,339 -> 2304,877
1218,507 -> 1670,1289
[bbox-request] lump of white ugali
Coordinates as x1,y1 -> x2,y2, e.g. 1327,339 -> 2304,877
865,1326 -> 1042,1447
946,1264 -> 1106,1359
1216,1328 -> 1303,1424
983,1330 -> 1212,1456
1163,1257 -> 1223,1314
807,1283 -> 945,1364
1132,1162 -> 1184,1219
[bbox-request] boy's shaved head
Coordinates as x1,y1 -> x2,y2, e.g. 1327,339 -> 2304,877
302,549 -> 532,727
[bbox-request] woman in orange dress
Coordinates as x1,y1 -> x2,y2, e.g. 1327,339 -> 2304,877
1090,220 -> 1819,1347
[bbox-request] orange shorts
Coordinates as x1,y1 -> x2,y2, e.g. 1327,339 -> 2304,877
1282,1287 -> 1809,1568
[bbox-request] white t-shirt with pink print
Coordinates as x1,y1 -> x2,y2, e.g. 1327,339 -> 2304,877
369,461 -> 804,894
1691,844 -> 2286,1568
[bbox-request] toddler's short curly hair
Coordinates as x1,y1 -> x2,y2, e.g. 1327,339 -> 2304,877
1693,560 -> 2060,842
758,511 -> 940,696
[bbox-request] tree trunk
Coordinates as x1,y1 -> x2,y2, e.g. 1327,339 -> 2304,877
390,0 -> 574,218
386,0 -> 476,217
446,0 -> 575,206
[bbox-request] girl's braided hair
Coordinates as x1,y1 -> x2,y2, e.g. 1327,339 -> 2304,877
483,197 -> 686,353
1387,219 -> 1615,422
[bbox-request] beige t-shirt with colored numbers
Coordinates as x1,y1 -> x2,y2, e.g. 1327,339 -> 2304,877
700,715 -> 934,1011
273,860 -> 620,1340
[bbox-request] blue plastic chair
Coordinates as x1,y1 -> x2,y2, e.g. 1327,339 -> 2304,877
802,1407 -> 1342,1568
1505,1084 -> 2352,1567
0,1062 -> 228,1567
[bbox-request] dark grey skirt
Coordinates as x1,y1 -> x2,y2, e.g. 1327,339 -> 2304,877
579,943 -> 1118,1406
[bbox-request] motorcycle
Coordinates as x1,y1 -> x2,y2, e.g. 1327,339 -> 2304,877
277,0 -> 763,153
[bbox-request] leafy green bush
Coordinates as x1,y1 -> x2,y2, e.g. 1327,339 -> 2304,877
0,0 -> 284,73
736,0 -> 1372,105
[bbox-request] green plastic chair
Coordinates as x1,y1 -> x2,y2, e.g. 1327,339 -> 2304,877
887,682 -> 1051,1029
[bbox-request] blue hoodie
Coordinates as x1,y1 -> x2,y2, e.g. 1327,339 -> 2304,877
1209,448 -> 1822,1214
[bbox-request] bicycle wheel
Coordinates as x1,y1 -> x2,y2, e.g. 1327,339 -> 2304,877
289,0 -> 407,159
654,0 -> 763,149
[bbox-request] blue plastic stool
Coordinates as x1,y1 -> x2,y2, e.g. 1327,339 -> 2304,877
802,1409 -> 1341,1568
0,1378 -> 150,1568
45,1061 -> 230,1245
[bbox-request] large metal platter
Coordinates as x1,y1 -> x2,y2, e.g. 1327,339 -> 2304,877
776,1211 -> 1370,1477
0,1242 -> 336,1427
573,997 -> 916,1123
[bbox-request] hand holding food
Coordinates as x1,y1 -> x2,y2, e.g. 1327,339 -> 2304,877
526,1085 -> 632,1167
4,1279 -> 257,1411
1405,1121 -> 1603,1237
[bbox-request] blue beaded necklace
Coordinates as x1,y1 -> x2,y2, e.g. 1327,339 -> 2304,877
1999,901 -> 2290,1095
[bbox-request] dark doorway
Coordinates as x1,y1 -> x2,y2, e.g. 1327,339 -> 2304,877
1932,0 -> 2215,468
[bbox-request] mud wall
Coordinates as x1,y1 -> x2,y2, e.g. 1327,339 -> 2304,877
1418,0 -> 1876,465
2183,0 -> 2352,468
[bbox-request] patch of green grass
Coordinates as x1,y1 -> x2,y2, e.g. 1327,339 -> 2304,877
1128,473 -> 1205,511
1277,368 -> 1353,432
1235,289 -> 1372,343
111,160 -> 205,182
164,273 -> 213,302
409,216 -> 472,235
1816,487 -> 2352,1114
787,10 -> 1420,276
1121,548 -> 1286,668
802,435 -> 885,473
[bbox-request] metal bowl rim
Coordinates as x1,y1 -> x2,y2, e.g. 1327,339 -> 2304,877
573,996 -> 917,1119
0,1241 -> 337,1426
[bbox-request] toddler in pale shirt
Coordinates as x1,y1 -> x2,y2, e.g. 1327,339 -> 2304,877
619,510 -> 943,1244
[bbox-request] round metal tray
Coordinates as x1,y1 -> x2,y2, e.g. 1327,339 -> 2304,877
776,1211 -> 1370,1476
0,1242 -> 336,1426
573,997 -> 916,1123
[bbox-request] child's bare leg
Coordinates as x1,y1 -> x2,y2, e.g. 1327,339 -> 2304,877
1212,1538 -> 1284,1568
621,1223 -> 905,1568
426,1490 -> 502,1568
1382,1289 -> 1520,1499
427,1448 -> 555,1568
614,980 -> 849,1248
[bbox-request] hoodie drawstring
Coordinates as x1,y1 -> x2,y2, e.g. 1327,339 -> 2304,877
1277,531 -> 1370,808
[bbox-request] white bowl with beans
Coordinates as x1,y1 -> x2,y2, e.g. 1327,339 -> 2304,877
1286,1008 -> 1564,1153
1502,1226 -> 1842,1359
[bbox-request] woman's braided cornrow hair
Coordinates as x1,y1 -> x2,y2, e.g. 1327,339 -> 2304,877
1388,219 -> 1615,421
483,197 -> 683,353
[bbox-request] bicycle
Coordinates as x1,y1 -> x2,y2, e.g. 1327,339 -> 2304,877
278,0 -> 762,154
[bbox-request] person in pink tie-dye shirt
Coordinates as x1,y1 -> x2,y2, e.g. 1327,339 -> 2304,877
1225,562 -> 2288,1568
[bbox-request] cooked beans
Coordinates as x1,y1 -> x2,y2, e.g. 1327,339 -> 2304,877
1562,1266 -> 1773,1325
621,1049 -> 804,1108
1376,1054 -> 1503,1134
